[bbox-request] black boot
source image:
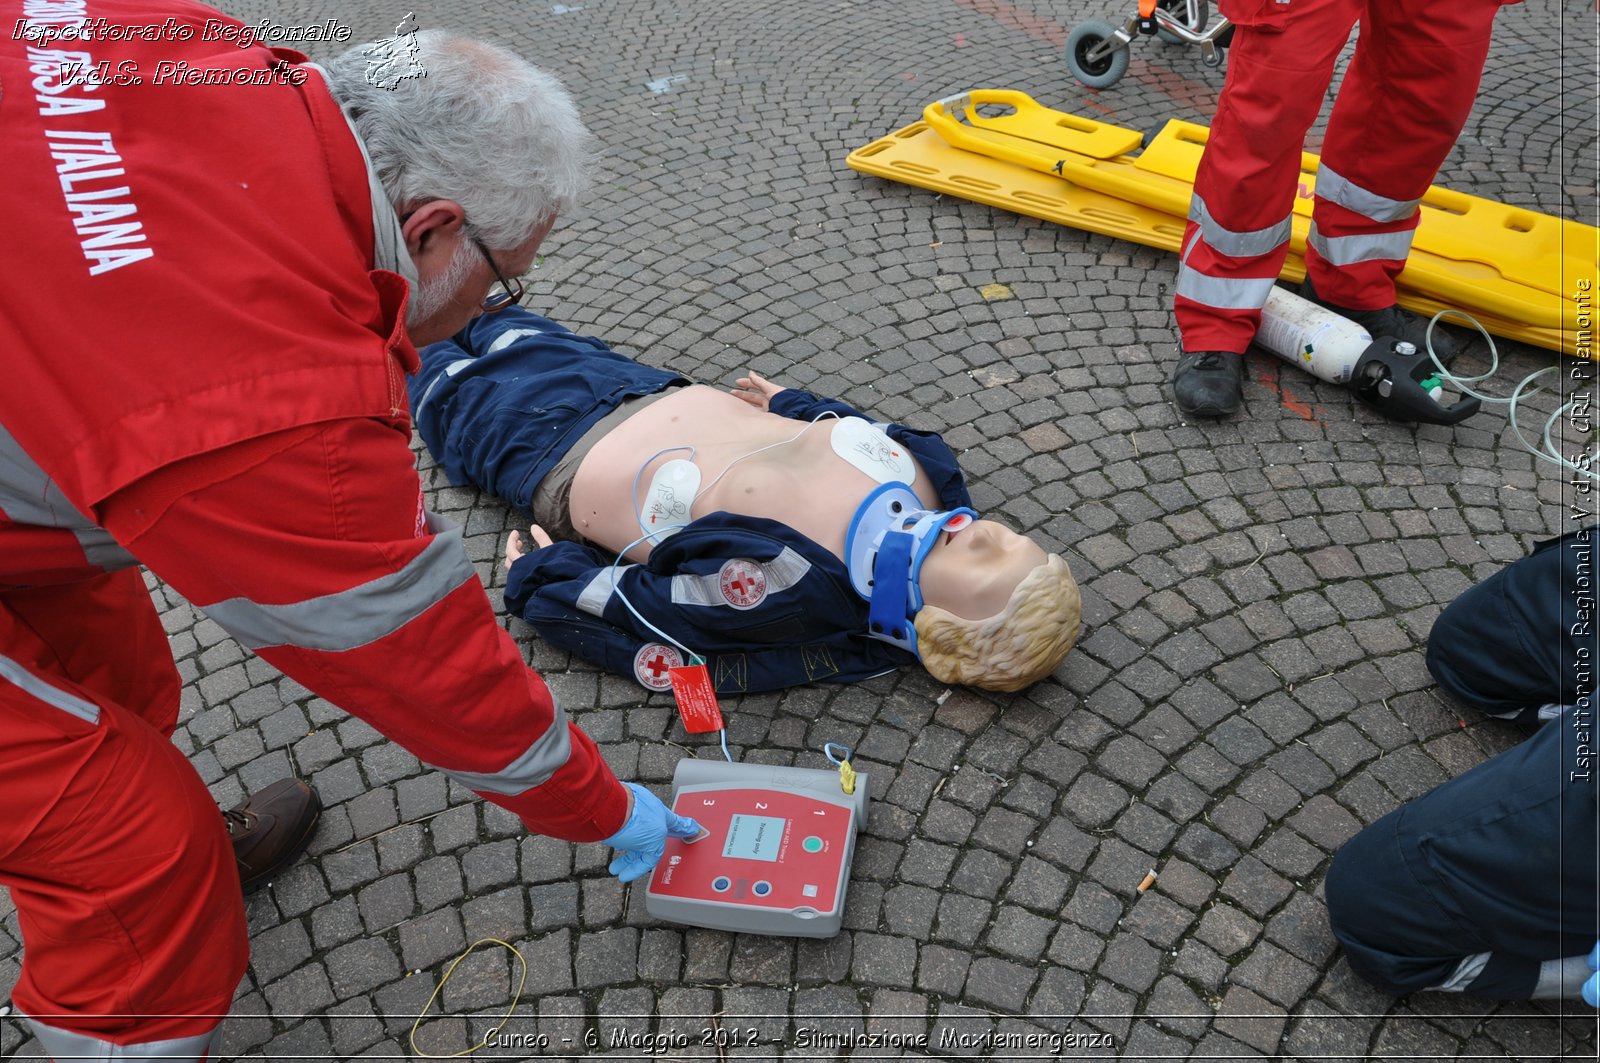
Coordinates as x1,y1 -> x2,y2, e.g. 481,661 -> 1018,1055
1299,276 -> 1457,366
1173,350 -> 1244,418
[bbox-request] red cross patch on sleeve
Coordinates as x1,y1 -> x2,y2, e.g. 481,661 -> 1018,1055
717,558 -> 768,609
633,642 -> 685,691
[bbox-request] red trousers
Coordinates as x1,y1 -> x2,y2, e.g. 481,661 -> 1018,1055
1175,0 -> 1507,353
0,413 -> 626,1058
0,569 -> 245,1059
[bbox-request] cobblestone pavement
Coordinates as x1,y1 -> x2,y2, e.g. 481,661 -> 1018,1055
3,0 -> 1598,1060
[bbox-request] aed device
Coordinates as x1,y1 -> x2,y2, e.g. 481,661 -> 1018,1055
645,759 -> 869,937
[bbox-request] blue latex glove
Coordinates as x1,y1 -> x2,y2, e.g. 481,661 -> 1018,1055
603,782 -> 703,883
1583,941 -> 1600,1008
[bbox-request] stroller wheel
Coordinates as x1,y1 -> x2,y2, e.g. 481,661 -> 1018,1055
1065,20 -> 1130,90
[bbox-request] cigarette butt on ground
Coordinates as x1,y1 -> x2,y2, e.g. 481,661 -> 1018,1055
1136,869 -> 1158,894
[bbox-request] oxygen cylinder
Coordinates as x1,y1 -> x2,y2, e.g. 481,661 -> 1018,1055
1254,287 -> 1373,385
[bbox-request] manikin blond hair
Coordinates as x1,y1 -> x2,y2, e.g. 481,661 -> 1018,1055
915,553 -> 1082,692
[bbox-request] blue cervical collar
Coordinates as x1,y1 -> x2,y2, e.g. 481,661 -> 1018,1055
844,483 -> 977,655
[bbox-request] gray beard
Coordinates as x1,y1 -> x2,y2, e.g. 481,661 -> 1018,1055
406,239 -> 477,331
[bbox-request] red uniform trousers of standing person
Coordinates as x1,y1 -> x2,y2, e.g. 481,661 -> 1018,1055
0,567 -> 247,1060
2,416 -> 630,1061
1174,0 -> 1512,354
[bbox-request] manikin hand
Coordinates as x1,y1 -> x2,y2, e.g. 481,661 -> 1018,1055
730,370 -> 787,412
504,524 -> 554,567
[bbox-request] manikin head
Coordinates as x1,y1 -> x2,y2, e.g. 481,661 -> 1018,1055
914,522 -> 1082,692
849,494 -> 1082,692
324,32 -> 595,345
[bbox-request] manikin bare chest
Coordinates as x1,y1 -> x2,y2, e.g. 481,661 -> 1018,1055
567,385 -> 939,563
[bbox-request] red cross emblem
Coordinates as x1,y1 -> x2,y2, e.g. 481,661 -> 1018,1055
718,559 -> 768,609
633,643 -> 683,691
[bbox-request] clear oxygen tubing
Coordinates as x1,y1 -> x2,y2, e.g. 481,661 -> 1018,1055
1419,309 -> 1599,481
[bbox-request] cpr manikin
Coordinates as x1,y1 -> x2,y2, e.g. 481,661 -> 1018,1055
413,308 -> 1083,694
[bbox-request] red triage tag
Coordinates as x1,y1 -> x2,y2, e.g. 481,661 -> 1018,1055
668,663 -> 724,733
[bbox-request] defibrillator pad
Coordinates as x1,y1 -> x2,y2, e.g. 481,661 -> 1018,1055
641,458 -> 701,543
830,417 -> 916,485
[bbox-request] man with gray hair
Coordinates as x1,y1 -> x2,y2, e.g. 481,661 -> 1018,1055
324,28 -> 597,337
0,5 -> 691,1058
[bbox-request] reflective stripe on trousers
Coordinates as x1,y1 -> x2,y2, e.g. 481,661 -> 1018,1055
1175,264 -> 1278,311
0,652 -> 102,724
1307,222 -> 1416,267
21,1011 -> 219,1062
1187,194 -> 1292,260
1314,163 -> 1422,224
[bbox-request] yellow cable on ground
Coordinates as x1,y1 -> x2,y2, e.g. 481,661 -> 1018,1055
408,938 -> 529,1058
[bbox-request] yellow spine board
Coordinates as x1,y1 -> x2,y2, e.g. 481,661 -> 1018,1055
846,91 -> 1595,358
847,121 -> 1191,252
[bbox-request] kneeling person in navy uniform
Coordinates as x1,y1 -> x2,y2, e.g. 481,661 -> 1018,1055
1325,528 -> 1599,999
412,308 -> 1083,694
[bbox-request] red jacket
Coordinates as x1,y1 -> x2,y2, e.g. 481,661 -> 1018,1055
1,0 -> 627,841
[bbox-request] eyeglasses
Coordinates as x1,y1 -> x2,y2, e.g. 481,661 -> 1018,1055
395,209 -> 540,313
468,234 -> 527,313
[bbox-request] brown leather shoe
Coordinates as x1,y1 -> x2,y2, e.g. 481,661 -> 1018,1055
225,778 -> 321,893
